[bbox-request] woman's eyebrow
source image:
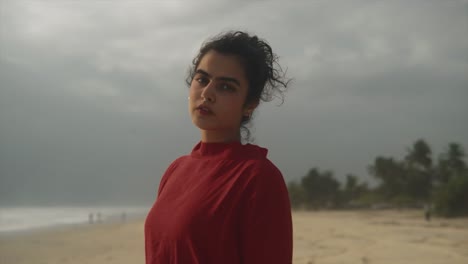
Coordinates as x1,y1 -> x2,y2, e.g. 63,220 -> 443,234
195,69 -> 241,87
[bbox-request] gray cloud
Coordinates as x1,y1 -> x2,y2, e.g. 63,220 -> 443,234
1,0 -> 467,205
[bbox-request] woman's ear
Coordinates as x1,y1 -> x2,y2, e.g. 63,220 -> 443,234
244,100 -> 259,116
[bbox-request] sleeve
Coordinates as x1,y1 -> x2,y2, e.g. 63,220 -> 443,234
156,158 -> 181,197
239,161 -> 293,264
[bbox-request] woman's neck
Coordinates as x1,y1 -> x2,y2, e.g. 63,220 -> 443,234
200,129 -> 241,143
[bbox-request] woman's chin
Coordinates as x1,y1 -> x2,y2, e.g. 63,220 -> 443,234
192,120 -> 217,131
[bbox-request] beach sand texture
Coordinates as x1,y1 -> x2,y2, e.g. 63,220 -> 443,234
1,210 -> 467,264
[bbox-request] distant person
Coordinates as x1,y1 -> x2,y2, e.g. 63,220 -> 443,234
121,212 -> 127,223
145,31 -> 293,263
97,212 -> 102,223
88,213 -> 94,224
424,203 -> 432,222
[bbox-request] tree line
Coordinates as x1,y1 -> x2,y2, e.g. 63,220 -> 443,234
287,139 -> 468,217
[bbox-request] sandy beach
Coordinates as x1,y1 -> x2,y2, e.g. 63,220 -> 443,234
292,210 -> 468,264
1,210 -> 467,264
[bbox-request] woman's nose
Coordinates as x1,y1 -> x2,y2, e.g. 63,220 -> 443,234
201,82 -> 216,103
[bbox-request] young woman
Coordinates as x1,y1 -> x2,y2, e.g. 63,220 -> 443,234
145,31 -> 292,264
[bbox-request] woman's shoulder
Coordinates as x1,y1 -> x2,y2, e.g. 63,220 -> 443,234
241,158 -> 289,202
163,155 -> 191,173
240,143 -> 268,160
253,158 -> 283,178
238,155 -> 284,187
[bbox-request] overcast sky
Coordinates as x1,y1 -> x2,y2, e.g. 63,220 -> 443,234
1,0 -> 467,206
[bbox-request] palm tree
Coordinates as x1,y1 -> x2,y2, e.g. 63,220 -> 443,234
436,143 -> 467,183
405,139 -> 432,170
404,139 -> 433,201
368,156 -> 406,198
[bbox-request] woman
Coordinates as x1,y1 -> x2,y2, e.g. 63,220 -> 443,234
145,31 -> 292,264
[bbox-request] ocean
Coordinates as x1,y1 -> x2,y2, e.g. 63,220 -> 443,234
0,206 -> 150,235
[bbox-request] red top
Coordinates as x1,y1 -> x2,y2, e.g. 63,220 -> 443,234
145,141 -> 292,264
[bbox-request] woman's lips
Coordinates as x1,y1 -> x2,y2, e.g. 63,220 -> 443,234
196,105 -> 214,115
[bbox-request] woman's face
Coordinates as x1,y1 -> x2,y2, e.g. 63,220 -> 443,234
189,50 -> 254,136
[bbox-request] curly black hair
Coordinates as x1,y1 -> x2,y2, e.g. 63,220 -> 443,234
186,31 -> 291,141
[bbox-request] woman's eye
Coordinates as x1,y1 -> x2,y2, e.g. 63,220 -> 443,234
195,77 -> 208,85
219,83 -> 234,91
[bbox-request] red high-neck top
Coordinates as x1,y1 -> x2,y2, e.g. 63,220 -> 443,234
144,141 -> 292,264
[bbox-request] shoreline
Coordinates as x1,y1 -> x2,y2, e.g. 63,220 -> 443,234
1,210 -> 467,264
0,215 -> 147,239
0,205 -> 150,236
